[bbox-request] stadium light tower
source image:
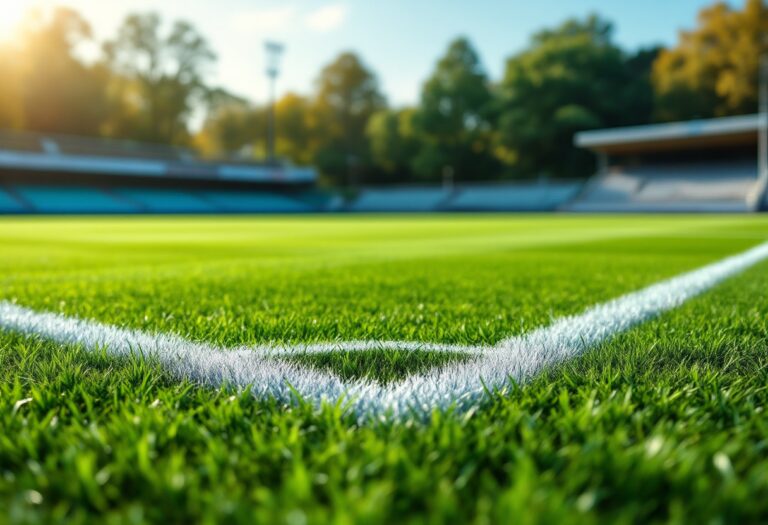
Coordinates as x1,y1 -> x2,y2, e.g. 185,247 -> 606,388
265,41 -> 285,165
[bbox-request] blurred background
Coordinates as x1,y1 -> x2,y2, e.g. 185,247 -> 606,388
0,0 -> 765,213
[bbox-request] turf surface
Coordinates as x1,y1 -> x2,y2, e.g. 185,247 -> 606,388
1,215 -> 768,523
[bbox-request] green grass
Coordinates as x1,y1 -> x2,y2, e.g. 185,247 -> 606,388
284,349 -> 473,384
1,214 -> 768,523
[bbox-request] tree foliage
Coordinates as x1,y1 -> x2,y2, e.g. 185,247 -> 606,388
275,93 -> 316,165
196,92 -> 316,165
495,16 -> 654,178
409,38 -> 498,181
366,108 -> 420,182
0,46 -> 24,129
310,52 -> 386,183
103,13 -> 216,145
2,8 -> 109,135
195,99 -> 264,159
653,0 -> 768,121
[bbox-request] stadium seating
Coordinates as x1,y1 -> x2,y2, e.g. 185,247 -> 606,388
0,130 -> 317,184
0,187 -> 27,213
348,187 -> 453,212
113,189 -> 217,213
445,182 -> 583,211
201,191 -> 316,213
345,183 -> 585,213
577,172 -> 639,203
14,186 -> 140,214
633,164 -> 756,202
2,186 -> 342,214
568,162 -> 757,212
322,194 -> 347,212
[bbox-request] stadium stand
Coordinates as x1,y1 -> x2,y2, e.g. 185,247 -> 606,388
570,175 -> 753,212
1,186 -> 333,214
445,182 -> 582,212
0,186 -> 27,213
112,189 -> 216,213
572,114 -> 765,212
573,172 -> 639,205
0,129 -> 319,214
344,183 -> 583,213
634,165 -> 755,202
568,163 -> 757,212
296,190 -> 344,212
201,191 -> 315,213
0,130 -> 316,186
347,187 -> 453,212
14,186 -> 140,214
1,114 -> 765,214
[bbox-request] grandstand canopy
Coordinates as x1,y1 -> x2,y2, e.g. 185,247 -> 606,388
575,114 -> 761,155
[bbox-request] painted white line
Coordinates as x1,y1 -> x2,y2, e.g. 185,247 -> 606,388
1,240 -> 767,420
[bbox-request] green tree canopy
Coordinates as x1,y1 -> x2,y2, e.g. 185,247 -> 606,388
196,101 -> 265,159
274,93 -> 316,165
411,37 -> 498,181
311,52 -> 386,184
103,13 -> 216,145
8,8 -> 109,135
0,44 -> 24,129
495,15 -> 654,178
365,108 -> 420,182
196,92 -> 317,165
653,0 -> 768,121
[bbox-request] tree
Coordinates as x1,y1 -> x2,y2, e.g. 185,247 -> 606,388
103,13 -> 216,145
411,37 -> 498,181
195,88 -> 262,158
14,8 -> 109,135
496,15 -> 652,178
195,92 -> 316,164
272,93 -> 317,165
0,45 -> 24,129
365,108 -> 420,181
312,52 -> 386,184
653,0 -> 768,121
195,103 -> 265,159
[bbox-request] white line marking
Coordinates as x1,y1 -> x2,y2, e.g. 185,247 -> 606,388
1,240 -> 768,420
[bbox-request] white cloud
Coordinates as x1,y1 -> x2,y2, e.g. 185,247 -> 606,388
304,3 -> 347,33
233,5 -> 299,33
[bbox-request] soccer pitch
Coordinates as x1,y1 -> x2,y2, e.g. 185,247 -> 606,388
2,215 -> 768,523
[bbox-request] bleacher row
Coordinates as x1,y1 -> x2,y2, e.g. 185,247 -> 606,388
0,186 -> 321,214
0,130 -> 317,184
346,183 -> 584,212
0,182 -> 586,214
569,162 -> 758,213
0,169 -> 760,214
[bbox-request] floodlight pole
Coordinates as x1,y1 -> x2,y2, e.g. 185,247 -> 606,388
265,41 -> 284,165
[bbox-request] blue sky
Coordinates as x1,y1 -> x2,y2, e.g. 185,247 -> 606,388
3,0 -> 745,107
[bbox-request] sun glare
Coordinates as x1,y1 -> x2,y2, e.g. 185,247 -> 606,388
0,0 -> 34,43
